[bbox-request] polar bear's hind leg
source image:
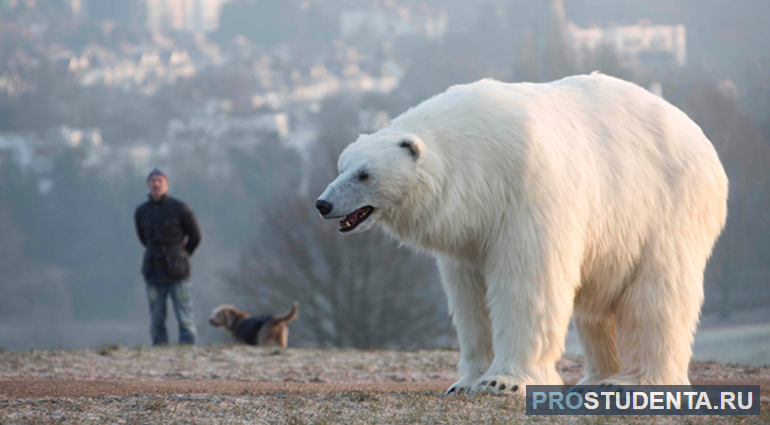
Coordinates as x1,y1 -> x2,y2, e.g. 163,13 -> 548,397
574,313 -> 621,385
600,244 -> 705,386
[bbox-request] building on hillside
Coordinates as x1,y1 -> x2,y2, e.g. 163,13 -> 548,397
524,0 -> 687,71
568,20 -> 687,68
146,0 -> 229,32
340,3 -> 447,43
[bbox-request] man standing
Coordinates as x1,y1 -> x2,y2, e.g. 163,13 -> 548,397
135,168 -> 202,345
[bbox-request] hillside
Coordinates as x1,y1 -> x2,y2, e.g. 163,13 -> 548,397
1,346 -> 768,424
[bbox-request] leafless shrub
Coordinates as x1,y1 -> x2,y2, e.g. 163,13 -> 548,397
227,100 -> 452,349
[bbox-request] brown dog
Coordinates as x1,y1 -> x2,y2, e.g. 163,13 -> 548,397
209,302 -> 298,347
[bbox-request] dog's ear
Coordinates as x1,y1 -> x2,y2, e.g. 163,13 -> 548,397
224,309 -> 237,329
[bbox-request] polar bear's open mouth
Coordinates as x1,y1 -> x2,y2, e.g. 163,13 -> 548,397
339,206 -> 374,232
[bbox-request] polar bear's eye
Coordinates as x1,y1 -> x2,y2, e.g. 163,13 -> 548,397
358,170 -> 370,181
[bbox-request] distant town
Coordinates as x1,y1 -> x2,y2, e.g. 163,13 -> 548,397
1,0 -> 690,186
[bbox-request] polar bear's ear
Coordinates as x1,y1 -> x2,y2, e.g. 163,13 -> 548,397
398,139 -> 421,160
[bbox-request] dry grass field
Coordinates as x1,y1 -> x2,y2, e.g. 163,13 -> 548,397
1,345 -> 768,424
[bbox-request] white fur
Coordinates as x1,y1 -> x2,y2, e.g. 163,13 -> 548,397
318,73 -> 728,395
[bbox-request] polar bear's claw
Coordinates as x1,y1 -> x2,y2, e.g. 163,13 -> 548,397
445,380 -> 474,395
470,375 -> 523,396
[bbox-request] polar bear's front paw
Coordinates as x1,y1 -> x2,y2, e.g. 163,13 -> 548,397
445,378 -> 475,395
469,375 -> 524,396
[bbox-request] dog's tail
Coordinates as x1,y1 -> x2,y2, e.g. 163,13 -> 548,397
273,302 -> 298,323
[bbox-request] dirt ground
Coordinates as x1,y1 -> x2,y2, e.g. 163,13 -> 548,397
1,345 -> 768,424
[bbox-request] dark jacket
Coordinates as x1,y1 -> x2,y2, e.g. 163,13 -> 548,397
135,194 -> 201,283
234,314 -> 274,345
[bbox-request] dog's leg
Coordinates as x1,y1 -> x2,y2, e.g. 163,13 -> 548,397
279,325 -> 288,348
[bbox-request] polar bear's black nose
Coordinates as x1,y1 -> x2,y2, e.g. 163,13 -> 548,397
316,199 -> 333,216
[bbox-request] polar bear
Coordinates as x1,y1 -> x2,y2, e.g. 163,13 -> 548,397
316,73 -> 728,396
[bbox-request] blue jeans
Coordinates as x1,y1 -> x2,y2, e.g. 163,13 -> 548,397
146,280 -> 197,345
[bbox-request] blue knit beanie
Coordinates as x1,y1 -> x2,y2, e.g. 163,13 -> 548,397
147,168 -> 167,182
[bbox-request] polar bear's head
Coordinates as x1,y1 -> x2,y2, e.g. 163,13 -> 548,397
316,131 -> 426,234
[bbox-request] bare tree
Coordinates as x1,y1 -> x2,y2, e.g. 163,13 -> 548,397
227,98 -> 452,349
514,30 -> 541,82
668,80 -> 770,318
0,206 -> 72,324
544,0 -> 575,80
